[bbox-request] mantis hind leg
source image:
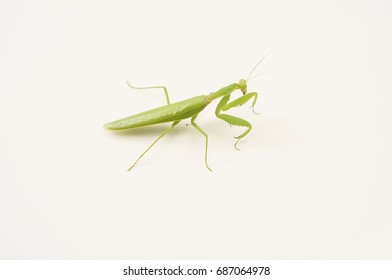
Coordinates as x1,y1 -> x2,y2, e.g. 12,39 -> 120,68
191,114 -> 212,172
215,92 -> 259,150
126,81 -> 171,105
128,121 -> 180,171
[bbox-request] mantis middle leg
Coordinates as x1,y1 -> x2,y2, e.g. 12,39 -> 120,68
191,114 -> 212,171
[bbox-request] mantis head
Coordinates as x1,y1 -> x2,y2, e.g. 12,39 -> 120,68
239,79 -> 247,94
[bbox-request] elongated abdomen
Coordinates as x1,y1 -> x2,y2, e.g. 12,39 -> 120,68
104,95 -> 210,130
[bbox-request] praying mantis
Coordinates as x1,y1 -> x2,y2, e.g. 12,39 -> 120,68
104,58 -> 267,171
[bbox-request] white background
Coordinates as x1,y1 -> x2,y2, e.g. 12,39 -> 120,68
0,0 -> 391,259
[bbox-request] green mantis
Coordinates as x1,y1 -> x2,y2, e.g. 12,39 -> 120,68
104,59 -> 265,171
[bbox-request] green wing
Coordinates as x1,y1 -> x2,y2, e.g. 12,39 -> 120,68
104,95 -> 210,130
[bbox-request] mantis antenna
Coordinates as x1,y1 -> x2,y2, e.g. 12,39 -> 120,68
247,68 -> 282,81
246,48 -> 275,81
